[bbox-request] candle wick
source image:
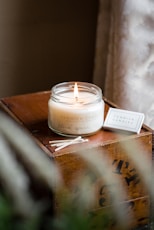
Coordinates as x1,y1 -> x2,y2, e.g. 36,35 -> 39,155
75,96 -> 78,102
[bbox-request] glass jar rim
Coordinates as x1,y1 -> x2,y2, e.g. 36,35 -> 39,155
50,81 -> 102,105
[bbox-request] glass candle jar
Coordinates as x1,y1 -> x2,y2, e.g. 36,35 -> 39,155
48,82 -> 104,136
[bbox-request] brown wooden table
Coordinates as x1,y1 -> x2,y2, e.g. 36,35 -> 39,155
0,91 -> 152,228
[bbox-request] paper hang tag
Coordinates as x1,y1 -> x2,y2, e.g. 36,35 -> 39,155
103,108 -> 145,134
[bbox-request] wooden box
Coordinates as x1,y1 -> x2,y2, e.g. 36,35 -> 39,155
0,91 -> 152,229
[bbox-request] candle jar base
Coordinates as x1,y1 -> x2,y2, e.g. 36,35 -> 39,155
48,121 -> 103,137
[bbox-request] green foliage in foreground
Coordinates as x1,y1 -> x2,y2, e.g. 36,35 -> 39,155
0,194 -> 40,230
0,192 -> 113,230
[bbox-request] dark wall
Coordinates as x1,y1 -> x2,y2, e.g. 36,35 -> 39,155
0,0 -> 98,97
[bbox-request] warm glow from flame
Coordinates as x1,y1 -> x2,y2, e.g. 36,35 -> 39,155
74,82 -> 78,100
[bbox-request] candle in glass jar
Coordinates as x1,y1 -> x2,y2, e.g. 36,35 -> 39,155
48,82 -> 104,136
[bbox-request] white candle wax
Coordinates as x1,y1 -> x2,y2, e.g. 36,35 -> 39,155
48,83 -> 104,136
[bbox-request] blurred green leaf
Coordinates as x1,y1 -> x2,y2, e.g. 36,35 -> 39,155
0,194 -> 13,230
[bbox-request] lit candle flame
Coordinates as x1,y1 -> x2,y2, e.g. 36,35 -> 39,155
74,82 -> 78,101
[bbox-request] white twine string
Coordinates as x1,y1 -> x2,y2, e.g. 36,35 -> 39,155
49,136 -> 88,152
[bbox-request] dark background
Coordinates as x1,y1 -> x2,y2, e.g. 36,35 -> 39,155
0,0 -> 98,97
